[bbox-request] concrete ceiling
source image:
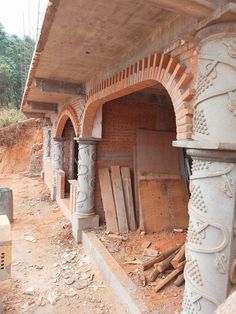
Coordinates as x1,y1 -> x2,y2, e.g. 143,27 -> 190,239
35,0 -> 173,83
22,0 -> 220,113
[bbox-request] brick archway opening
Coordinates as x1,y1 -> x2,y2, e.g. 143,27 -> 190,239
55,105 -> 79,196
81,52 -> 194,140
55,105 -> 80,138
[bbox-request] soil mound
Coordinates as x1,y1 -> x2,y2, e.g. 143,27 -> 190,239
0,119 -> 43,174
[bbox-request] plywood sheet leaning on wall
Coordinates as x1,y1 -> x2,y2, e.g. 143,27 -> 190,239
111,166 -> 129,233
121,167 -> 136,230
139,179 -> 188,232
98,168 -> 119,233
136,129 -> 180,177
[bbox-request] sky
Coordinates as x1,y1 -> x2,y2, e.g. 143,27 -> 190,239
0,0 -> 48,39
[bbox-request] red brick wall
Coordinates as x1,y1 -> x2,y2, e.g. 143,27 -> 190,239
95,91 -> 176,220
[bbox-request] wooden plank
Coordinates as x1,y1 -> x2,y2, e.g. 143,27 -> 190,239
167,180 -> 189,229
139,179 -> 188,232
98,168 -> 119,233
155,267 -> 183,292
110,166 -> 129,233
139,179 -> 170,232
142,245 -> 181,271
173,273 -> 185,287
156,249 -> 181,273
121,167 -> 136,230
133,146 -> 139,227
171,245 -> 185,269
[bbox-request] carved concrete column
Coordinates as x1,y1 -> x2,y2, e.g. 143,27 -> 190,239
68,136 -> 75,180
181,23 -> 236,313
71,138 -> 99,242
52,137 -> 65,200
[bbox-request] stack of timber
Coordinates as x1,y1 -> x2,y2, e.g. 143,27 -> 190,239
99,165 -> 136,234
142,244 -> 185,292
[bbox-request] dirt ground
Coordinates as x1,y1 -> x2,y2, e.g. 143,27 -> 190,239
0,174 -> 127,314
96,227 -> 186,313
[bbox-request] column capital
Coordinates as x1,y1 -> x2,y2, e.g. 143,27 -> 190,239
173,140 -> 236,152
195,21 -> 236,45
195,3 -> 236,42
74,137 -> 100,145
186,148 -> 236,163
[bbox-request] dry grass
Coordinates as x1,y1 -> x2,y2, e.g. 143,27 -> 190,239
0,108 -> 26,128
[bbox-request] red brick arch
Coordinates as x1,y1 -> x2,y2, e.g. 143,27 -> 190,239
55,105 -> 80,138
81,52 -> 194,140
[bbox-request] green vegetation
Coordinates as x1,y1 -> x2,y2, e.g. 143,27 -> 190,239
0,23 -> 35,109
0,107 -> 26,128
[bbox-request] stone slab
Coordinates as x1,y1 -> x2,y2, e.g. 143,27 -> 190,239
0,188 -> 13,223
82,231 -> 148,314
0,215 -> 12,281
0,215 -> 11,242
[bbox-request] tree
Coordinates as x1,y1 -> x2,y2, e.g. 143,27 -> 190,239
0,23 -> 35,108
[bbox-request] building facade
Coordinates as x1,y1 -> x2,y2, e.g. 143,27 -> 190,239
21,1 -> 236,313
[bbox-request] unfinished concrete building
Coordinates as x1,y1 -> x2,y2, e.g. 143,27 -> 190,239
21,0 -> 236,312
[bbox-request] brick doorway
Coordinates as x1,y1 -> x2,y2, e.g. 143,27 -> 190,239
96,83 -> 190,231
62,118 -> 78,195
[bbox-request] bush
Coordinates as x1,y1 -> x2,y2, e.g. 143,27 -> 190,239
0,107 -> 26,128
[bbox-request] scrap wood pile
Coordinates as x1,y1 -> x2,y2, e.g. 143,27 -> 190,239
99,165 -> 136,234
142,244 -> 185,292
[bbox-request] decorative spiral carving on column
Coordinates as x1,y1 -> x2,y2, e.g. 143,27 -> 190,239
184,160 -> 236,312
76,141 -> 96,215
193,109 -> 209,136
195,61 -> 217,100
187,204 -> 229,254
224,39 -> 236,58
194,54 -> 236,119
76,190 -> 88,209
185,252 -> 203,286
191,160 -> 210,173
183,275 -> 220,311
221,173 -> 234,198
190,183 -> 207,213
227,90 -> 236,116
214,253 -> 227,274
78,164 -> 89,176
191,163 -> 235,180
91,151 -> 97,162
183,290 -> 201,313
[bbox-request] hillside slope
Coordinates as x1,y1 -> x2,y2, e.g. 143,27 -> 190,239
0,119 -> 43,174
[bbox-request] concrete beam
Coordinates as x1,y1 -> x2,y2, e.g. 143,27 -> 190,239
151,0 -> 216,18
24,112 -> 45,119
34,78 -> 85,96
28,101 -> 58,112
82,231 -> 148,314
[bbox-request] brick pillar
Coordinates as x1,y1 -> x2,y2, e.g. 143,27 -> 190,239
51,137 -> 65,200
71,138 -> 99,242
179,23 -> 236,313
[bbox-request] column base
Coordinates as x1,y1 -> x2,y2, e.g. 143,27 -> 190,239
72,213 -> 99,243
